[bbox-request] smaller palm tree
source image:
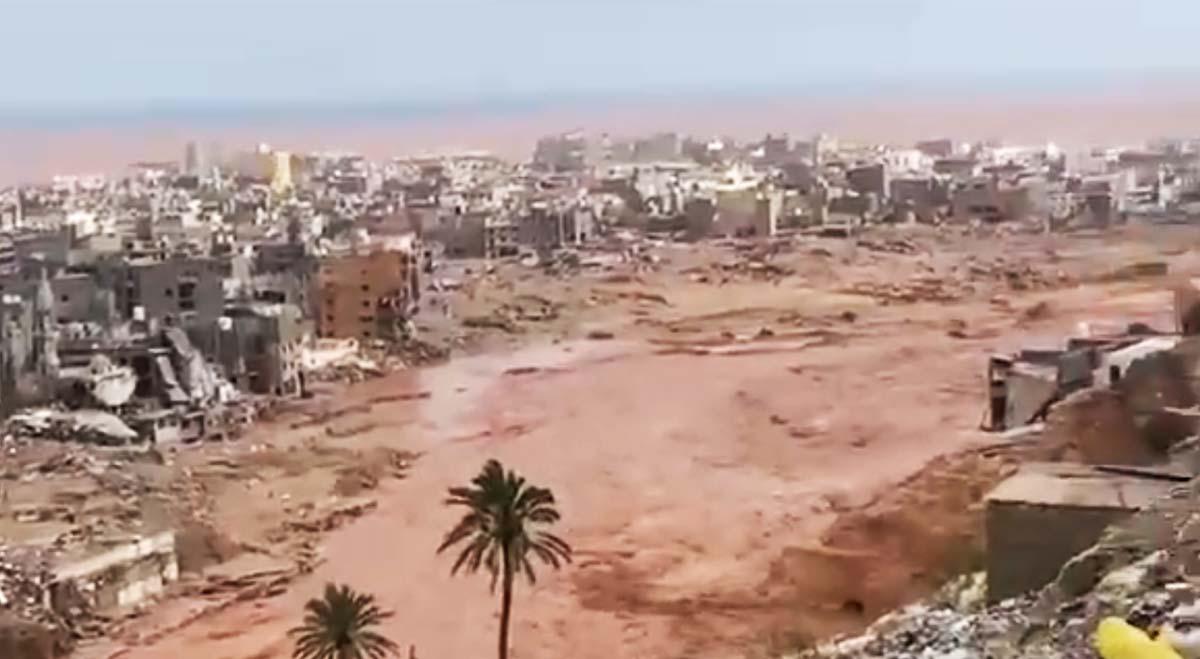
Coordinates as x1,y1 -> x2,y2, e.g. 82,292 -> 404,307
289,583 -> 399,659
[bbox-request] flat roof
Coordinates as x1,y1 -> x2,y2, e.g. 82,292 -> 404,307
987,462 -> 1172,510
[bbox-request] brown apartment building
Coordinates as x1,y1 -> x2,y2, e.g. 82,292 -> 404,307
315,248 -> 420,340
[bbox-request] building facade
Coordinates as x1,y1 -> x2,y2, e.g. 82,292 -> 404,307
314,249 -> 420,340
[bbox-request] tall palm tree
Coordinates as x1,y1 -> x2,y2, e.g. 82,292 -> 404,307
438,459 -> 572,659
289,583 -> 399,659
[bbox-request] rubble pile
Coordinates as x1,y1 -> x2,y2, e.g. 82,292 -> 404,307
805,477 -> 1200,659
281,497 -> 379,536
302,338 -> 389,383
391,337 -> 450,366
461,312 -> 520,333
856,237 -> 921,255
0,545 -> 107,651
6,409 -> 138,445
956,254 -> 1070,292
840,275 -> 967,305
0,547 -> 53,624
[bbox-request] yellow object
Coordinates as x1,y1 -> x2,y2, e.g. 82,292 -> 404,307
1095,617 -> 1182,659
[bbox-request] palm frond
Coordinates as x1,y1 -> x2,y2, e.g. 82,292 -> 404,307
289,583 -> 398,659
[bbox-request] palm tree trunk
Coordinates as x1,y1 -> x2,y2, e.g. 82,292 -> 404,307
499,561 -> 514,659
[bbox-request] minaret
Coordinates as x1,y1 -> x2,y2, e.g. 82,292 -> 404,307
33,268 -> 59,378
13,186 -> 23,229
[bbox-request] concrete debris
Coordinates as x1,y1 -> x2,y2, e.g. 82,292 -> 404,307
281,498 -> 378,536
462,313 -> 520,333
56,355 -> 137,408
856,237 -> 920,255
8,409 -> 138,445
301,339 -> 385,382
841,277 -> 965,304
807,474 -> 1200,659
1107,261 -> 1170,281
301,338 -> 362,371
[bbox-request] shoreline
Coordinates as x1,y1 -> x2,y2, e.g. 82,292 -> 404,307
8,86 -> 1200,185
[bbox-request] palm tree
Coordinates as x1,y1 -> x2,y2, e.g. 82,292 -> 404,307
289,583 -> 399,659
438,459 -> 572,659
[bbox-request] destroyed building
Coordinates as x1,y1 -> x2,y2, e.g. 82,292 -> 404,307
484,216 -> 519,259
190,302 -> 307,396
112,256 -> 225,329
951,176 -> 1048,223
517,202 -> 594,255
315,247 -> 420,340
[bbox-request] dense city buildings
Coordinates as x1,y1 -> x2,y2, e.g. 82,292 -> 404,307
6,124 -> 1200,659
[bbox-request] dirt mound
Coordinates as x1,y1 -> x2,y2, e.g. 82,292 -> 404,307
176,522 -> 242,574
332,465 -> 381,497
331,447 -> 418,497
1044,346 -> 1198,465
1044,387 -> 1156,465
761,449 -> 1021,638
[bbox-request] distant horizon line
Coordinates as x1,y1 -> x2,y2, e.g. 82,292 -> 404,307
5,71 -> 1200,128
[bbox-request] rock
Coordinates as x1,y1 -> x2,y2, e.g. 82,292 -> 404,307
586,330 -> 615,341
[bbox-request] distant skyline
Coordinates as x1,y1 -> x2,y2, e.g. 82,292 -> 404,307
3,0 -> 1200,117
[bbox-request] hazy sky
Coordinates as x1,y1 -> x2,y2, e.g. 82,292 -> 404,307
2,0 -> 1198,113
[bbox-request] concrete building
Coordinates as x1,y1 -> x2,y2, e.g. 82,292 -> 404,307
192,302 -> 307,396
890,176 -> 949,223
753,189 -> 783,237
829,193 -> 877,218
633,133 -> 681,162
533,132 -> 588,172
684,197 -> 716,240
846,163 -> 888,198
50,273 -> 112,324
48,531 -> 179,613
517,203 -> 593,255
952,177 -> 1047,223
315,248 -> 420,340
882,149 -> 928,174
916,139 -> 955,158
985,463 -> 1171,602
114,257 -> 225,328
713,179 -> 759,236
933,157 -> 981,182
484,217 -> 519,259
759,134 -> 792,165
423,211 -> 488,259
183,141 -> 200,176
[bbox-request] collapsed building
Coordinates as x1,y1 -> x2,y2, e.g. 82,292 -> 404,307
978,286 -> 1200,603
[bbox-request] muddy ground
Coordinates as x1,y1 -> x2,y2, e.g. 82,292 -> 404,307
10,222 -> 1198,659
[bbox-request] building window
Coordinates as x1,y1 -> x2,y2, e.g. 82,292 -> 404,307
165,288 -> 174,297
360,284 -> 369,292
59,294 -> 68,303
179,281 -> 196,311
362,300 -> 370,308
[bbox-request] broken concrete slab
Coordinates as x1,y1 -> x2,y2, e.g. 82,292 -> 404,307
985,463 -> 1173,603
